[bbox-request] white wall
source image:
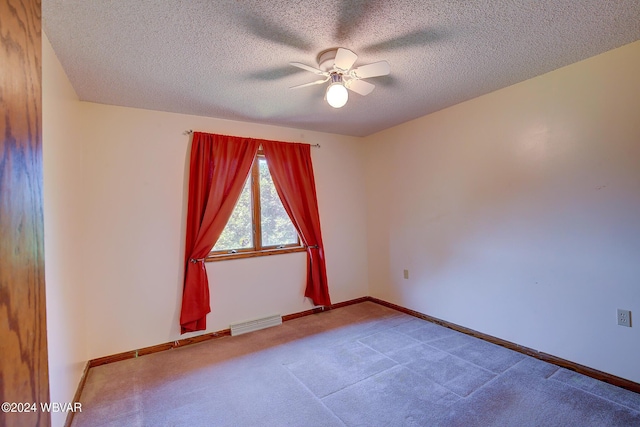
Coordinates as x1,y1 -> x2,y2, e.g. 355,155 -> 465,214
42,33 -> 87,427
365,41 -> 640,383
75,99 -> 368,359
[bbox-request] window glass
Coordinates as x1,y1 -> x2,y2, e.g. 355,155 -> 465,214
258,158 -> 298,247
212,176 -> 253,252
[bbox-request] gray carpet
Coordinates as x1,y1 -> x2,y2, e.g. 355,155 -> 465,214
73,302 -> 640,426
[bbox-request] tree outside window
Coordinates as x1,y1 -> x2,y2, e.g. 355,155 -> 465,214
210,154 -> 301,258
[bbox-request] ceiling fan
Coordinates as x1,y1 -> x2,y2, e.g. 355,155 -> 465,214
290,48 -> 390,108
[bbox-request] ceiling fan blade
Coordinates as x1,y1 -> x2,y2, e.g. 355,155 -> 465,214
334,48 -> 358,71
350,61 -> 390,79
290,62 -> 328,76
290,78 -> 329,89
345,79 -> 375,96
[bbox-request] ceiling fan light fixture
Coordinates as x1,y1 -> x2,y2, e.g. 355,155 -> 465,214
326,74 -> 348,108
290,48 -> 390,108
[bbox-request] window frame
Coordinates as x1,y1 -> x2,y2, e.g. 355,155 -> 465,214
206,151 -> 305,262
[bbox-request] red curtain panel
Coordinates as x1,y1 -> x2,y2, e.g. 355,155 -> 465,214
262,141 -> 331,306
181,133 -> 260,333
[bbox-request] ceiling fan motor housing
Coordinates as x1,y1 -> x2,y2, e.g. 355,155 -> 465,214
317,48 -> 339,72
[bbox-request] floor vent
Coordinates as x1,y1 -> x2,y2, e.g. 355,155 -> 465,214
230,314 -> 282,336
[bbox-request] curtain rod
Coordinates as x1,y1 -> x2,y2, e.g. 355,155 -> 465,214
183,130 -> 320,148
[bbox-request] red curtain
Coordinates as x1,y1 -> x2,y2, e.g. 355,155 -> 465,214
181,133 -> 260,333
262,141 -> 331,306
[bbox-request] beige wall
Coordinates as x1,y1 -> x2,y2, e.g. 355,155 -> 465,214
365,40 -> 640,383
77,103 -> 369,358
42,33 -> 87,427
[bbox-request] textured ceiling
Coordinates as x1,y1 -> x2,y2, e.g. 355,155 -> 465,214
43,1 -> 640,137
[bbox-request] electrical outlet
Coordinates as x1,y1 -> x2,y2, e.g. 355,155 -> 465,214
403,269 -> 409,280
617,309 -> 631,327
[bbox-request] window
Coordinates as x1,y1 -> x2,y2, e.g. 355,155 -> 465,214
208,152 -> 304,260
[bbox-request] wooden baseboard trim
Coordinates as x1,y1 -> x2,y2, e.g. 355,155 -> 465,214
328,296 -> 371,310
89,328 -> 232,368
64,361 -> 90,427
88,297 -> 368,368
282,296 -> 370,321
369,297 -> 640,394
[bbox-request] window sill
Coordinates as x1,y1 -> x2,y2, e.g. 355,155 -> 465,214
205,246 -> 306,262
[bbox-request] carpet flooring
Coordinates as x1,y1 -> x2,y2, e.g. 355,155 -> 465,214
73,302 -> 640,426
